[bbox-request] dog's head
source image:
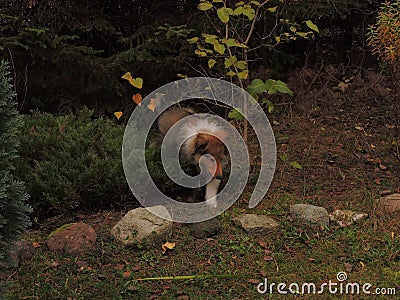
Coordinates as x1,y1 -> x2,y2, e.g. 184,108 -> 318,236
193,131 -> 226,180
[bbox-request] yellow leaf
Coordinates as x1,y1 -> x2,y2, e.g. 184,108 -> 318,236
237,70 -> 249,79
121,72 -> 143,89
114,111 -> 123,120
162,241 -> 176,254
131,77 -> 143,89
121,72 -> 133,83
147,98 -> 156,112
208,59 -> 217,68
132,93 -> 143,106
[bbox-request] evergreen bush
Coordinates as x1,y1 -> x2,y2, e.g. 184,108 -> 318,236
0,60 -> 32,267
15,108 -> 134,218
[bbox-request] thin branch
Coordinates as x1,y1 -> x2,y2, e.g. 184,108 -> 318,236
244,0 -> 271,45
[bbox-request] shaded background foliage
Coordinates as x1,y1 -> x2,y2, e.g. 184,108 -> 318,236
1,0 -> 380,115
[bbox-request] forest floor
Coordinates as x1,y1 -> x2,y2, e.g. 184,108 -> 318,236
2,66 -> 400,299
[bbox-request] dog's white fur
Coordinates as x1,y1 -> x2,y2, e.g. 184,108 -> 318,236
157,108 -> 226,208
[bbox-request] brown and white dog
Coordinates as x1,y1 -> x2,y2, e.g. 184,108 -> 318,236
157,107 -> 226,208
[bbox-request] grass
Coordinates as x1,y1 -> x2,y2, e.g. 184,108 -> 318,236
1,206 -> 399,299
2,66 -> 400,299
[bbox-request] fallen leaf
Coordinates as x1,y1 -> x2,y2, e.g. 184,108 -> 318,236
258,240 -> 268,249
50,261 -> 59,268
148,98 -> 156,112
360,261 -> 365,271
114,111 -> 123,120
132,264 -> 141,271
248,279 -> 259,284
76,261 -> 88,268
284,245 -> 296,253
344,262 -> 353,272
32,242 -> 40,248
308,257 -> 315,263
374,178 -> 382,185
123,271 -> 131,278
29,126 -> 36,135
162,241 -> 176,254
114,264 -> 125,271
132,93 -> 143,106
264,256 -> 273,261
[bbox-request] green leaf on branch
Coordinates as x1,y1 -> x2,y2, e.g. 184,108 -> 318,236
233,6 -> 244,16
195,49 -> 207,57
187,37 -> 199,44
198,1 -> 213,11
267,6 -> 278,13
222,38 -> 245,48
242,6 -> 255,20
212,0 -> 223,2
217,7 -> 230,23
208,59 -> 217,68
213,42 -> 226,54
226,70 -> 236,77
224,56 -> 237,68
228,108 -> 244,120
235,60 -> 247,70
274,80 -> 294,96
262,99 -> 275,113
305,20 -> 319,33
237,70 -> 249,79
247,79 -> 268,95
203,33 -> 218,45
250,0 -> 261,6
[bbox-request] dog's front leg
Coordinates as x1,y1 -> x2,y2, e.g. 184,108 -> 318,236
205,178 -> 221,208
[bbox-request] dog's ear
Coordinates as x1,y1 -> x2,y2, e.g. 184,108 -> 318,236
195,133 -> 209,154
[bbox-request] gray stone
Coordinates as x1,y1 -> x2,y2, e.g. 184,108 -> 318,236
233,214 -> 279,234
188,218 -> 222,238
7,239 -> 35,266
47,222 -> 97,255
329,210 -> 368,227
111,206 -> 173,246
290,204 -> 329,226
375,194 -> 400,214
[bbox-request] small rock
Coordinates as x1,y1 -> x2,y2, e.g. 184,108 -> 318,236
290,204 -> 329,226
188,218 -> 221,238
233,214 -> 279,235
111,206 -> 173,246
375,194 -> 400,214
7,239 -> 35,266
329,210 -> 368,227
47,222 -> 97,255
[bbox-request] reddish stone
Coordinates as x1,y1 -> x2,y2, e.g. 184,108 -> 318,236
47,222 -> 96,255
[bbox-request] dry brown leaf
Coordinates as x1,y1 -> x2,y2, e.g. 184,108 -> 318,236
132,93 -> 143,106
122,271 -> 131,278
148,98 -> 156,112
114,264 -> 125,271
